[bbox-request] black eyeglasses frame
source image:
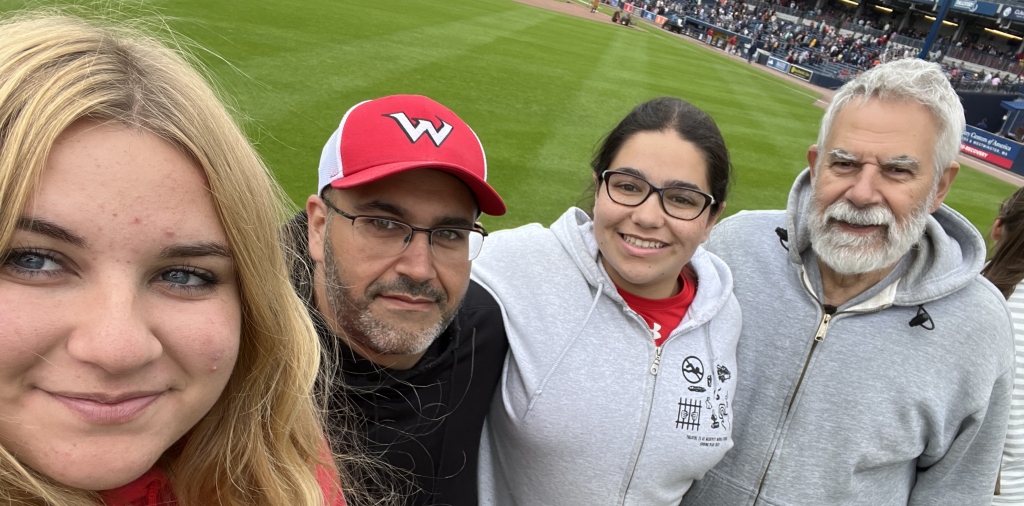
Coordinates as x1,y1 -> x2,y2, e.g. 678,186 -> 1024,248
601,170 -> 716,221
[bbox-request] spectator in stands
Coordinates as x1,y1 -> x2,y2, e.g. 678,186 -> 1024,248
978,118 -> 990,130
681,58 -> 1013,506
983,188 -> 1024,505
0,13 -> 352,506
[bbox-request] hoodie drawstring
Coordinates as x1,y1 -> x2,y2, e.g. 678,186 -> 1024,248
524,281 -> 604,418
909,305 -> 935,330
775,227 -> 790,251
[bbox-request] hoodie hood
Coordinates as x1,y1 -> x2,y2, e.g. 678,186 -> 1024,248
784,168 -> 987,306
549,207 -> 734,329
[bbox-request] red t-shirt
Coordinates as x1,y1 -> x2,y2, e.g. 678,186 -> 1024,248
99,462 -> 346,506
616,270 -> 697,347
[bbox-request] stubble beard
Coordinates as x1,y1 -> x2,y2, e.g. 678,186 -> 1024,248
808,187 -> 935,276
321,232 -> 459,357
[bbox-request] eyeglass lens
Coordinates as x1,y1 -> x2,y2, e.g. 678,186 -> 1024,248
606,172 -> 709,220
351,217 -> 484,262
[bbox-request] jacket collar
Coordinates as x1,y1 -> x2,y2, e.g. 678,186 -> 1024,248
549,207 -> 734,328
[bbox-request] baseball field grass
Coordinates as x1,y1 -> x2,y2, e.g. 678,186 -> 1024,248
1,0 -> 1017,248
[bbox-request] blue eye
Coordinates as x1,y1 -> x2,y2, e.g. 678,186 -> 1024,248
13,252 -> 61,271
158,267 -> 218,293
2,249 -> 65,278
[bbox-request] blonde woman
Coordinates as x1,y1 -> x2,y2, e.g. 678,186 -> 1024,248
0,13 -> 353,506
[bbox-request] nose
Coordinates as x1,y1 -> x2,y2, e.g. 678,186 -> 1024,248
632,192 -> 668,228
393,230 -> 437,283
844,166 -> 885,208
66,282 -> 162,375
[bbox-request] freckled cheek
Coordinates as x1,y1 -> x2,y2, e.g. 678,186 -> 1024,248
0,288 -> 69,384
157,302 -> 242,379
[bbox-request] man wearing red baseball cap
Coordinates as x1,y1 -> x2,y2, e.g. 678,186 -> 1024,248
284,95 -> 508,505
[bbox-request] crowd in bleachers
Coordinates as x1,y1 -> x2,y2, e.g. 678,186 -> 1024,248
627,0 -> 1024,90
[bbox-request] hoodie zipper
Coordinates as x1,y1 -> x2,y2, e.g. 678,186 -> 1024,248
621,307 -> 697,505
650,346 -> 663,375
752,282 -> 889,502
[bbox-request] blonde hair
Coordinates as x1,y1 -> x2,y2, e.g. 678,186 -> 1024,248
0,12 -> 351,506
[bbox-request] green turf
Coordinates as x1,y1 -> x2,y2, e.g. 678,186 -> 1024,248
1,0 -> 1017,252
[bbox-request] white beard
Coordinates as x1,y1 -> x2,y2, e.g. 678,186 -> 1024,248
808,192 -> 933,275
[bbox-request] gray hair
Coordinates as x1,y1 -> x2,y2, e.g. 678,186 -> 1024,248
816,59 -> 965,181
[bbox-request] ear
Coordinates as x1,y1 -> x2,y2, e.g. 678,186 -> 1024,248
929,162 -> 960,214
807,145 -> 819,179
701,202 -> 727,243
306,194 -> 328,264
991,217 -> 1005,243
593,171 -> 601,187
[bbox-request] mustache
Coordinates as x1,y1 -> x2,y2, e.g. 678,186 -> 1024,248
365,276 -> 448,304
824,200 -> 895,227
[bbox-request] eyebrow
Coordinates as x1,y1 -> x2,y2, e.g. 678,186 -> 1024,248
355,200 -> 407,218
881,155 -> 920,171
826,149 -> 859,163
159,242 -> 232,259
16,217 -> 87,248
616,167 -> 704,192
355,200 -> 475,229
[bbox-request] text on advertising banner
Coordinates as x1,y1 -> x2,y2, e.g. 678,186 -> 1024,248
1002,4 -> 1024,21
623,3 -> 633,12
960,125 -> 1022,170
788,64 -> 812,81
766,56 -> 791,73
952,0 -> 999,16
655,14 -> 667,24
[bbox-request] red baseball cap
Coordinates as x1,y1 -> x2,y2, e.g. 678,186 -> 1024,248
317,95 -> 506,216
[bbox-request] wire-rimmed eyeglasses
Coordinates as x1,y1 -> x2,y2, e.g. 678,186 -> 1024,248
602,170 -> 716,220
322,198 -> 487,262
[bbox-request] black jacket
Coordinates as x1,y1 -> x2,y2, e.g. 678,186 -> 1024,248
285,211 -> 508,506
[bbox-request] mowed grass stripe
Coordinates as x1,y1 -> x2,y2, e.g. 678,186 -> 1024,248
0,0 -> 1016,244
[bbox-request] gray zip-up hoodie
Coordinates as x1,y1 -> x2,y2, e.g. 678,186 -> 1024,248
472,208 -> 741,506
681,169 -> 1015,506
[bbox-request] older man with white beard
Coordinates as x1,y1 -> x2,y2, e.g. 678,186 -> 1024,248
681,59 -> 1015,506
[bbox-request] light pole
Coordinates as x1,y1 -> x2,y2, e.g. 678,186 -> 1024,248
919,0 -> 953,59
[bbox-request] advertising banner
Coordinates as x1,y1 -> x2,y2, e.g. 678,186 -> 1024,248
788,64 -> 812,81
623,3 -> 634,12
642,10 -> 656,20
655,15 -> 667,24
766,56 -> 791,73
610,0 -> 619,6
1001,4 -> 1024,21
960,125 -> 1022,169
951,0 -> 999,16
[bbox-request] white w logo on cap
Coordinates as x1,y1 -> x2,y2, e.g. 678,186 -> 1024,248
384,112 -> 454,147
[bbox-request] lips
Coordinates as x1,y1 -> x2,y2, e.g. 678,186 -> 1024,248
377,293 -> 438,311
49,391 -> 163,425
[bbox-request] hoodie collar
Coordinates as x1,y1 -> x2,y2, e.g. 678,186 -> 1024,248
549,207 -> 734,326
784,168 -> 986,306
